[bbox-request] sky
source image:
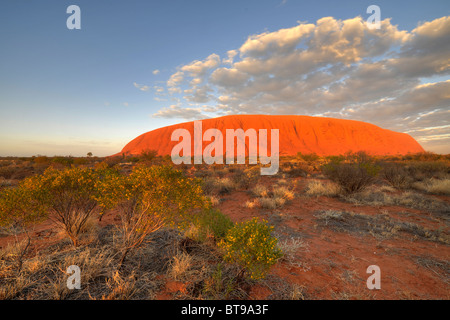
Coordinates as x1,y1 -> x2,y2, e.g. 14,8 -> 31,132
0,0 -> 449,157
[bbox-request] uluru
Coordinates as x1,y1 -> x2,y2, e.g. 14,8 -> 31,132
118,115 -> 425,157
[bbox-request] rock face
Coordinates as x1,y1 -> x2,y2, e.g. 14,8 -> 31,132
117,115 -> 424,157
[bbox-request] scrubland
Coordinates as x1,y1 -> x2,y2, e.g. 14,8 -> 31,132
0,151 -> 449,299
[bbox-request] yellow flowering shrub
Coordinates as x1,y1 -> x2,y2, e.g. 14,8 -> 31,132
0,187 -> 46,229
95,165 -> 209,266
218,218 -> 283,280
4,166 -> 110,247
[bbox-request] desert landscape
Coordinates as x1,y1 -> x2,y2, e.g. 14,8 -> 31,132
0,115 -> 448,300
1,1 -> 449,305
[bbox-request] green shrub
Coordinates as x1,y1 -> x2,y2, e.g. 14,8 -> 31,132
297,152 -> 319,162
18,167 -> 105,247
140,149 -> 158,163
202,177 -> 236,195
0,167 -> 16,179
219,218 -> 282,280
190,208 -> 234,242
73,158 -> 88,165
33,156 -> 49,164
51,156 -> 74,166
322,152 -> 381,194
96,165 -> 209,265
405,161 -> 449,181
231,167 -> 260,189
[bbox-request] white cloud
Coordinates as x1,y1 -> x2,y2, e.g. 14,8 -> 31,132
152,104 -> 208,120
180,53 -> 221,77
154,15 -> 450,153
153,69 -> 160,75
153,86 -> 164,94
133,82 -> 150,91
167,70 -> 184,88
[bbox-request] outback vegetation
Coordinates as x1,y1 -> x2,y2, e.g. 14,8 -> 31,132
0,150 -> 449,299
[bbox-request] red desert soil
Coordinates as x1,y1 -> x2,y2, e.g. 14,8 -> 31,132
118,115 -> 424,157
2,175 -> 448,300
214,176 -> 449,300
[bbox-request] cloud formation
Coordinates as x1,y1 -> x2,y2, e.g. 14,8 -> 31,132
133,82 -> 150,92
153,16 -> 450,153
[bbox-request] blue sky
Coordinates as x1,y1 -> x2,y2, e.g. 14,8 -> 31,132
0,0 -> 449,156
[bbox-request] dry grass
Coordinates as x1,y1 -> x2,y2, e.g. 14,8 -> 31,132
305,179 -> 341,197
203,177 -> 236,195
258,196 -> 286,209
412,178 -> 450,195
208,195 -> 220,206
252,184 -> 269,197
272,186 -> 295,201
277,237 -> 310,271
345,186 -> 450,215
0,228 -> 186,300
244,199 -> 259,209
288,284 -> 308,300
314,210 -> 449,244
168,251 -> 193,280
413,255 -> 450,285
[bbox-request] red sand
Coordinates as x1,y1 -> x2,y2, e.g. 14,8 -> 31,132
117,115 -> 424,157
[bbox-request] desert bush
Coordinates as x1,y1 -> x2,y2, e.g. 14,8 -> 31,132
101,156 -> 122,168
231,167 -> 260,189
201,263 -> 240,299
325,155 -> 345,163
73,158 -> 88,165
33,156 -> 49,164
285,166 -> 308,177
408,152 -> 444,162
96,165 -> 209,266
18,167 -> 107,247
322,152 -> 380,194
202,177 -> 236,195
51,156 -> 74,166
0,186 -> 47,271
0,166 -> 16,179
381,163 -> 412,189
297,152 -> 319,162
188,208 -> 234,242
219,218 -> 282,280
405,161 -> 449,181
140,149 -> 158,163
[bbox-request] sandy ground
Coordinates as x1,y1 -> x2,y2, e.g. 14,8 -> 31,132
1,174 -> 448,300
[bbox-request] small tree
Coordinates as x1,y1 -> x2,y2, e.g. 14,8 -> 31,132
96,165 -> 209,267
18,167 -> 105,247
